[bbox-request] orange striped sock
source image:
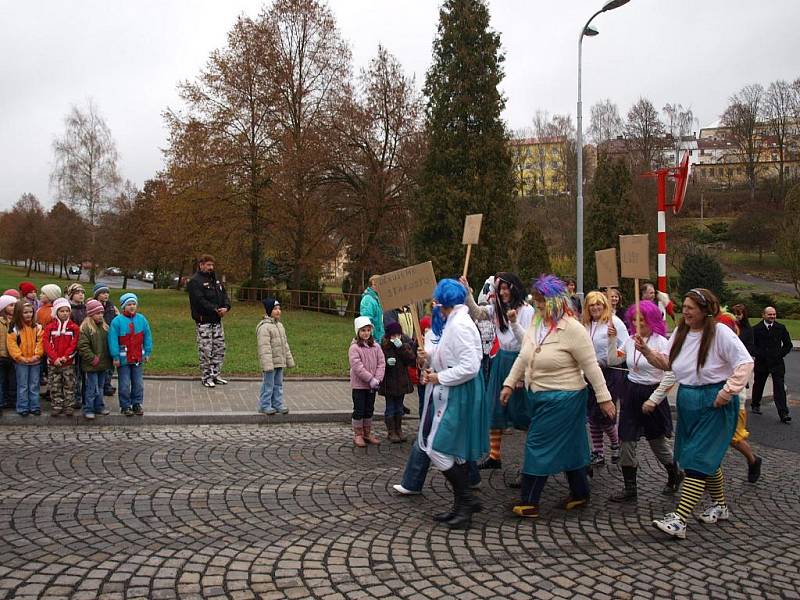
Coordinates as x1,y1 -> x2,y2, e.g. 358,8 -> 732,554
489,429 -> 502,461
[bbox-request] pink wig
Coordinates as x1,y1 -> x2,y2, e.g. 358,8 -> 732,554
625,301 -> 666,337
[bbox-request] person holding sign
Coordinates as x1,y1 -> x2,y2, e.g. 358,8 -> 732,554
461,272 -> 534,471
581,291 -> 627,466
606,301 -> 682,502
417,279 -> 487,530
500,275 -> 615,519
636,288 -> 753,539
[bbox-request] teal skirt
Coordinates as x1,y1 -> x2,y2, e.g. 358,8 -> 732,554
674,382 -> 739,476
486,349 -> 530,430
522,388 -> 590,476
431,373 -> 489,462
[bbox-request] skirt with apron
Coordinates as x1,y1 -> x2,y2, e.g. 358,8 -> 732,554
618,379 -> 673,442
674,382 -> 739,476
486,349 -> 530,430
522,388 -> 591,476
419,372 -> 488,462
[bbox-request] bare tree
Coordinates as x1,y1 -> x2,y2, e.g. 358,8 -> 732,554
588,98 -> 623,147
662,103 -> 695,166
531,110 -> 551,196
51,100 -> 121,283
624,97 -> 665,172
721,83 -> 765,202
764,80 -> 794,199
509,127 -> 533,198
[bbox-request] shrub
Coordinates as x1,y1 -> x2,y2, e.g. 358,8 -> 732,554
678,250 -> 726,301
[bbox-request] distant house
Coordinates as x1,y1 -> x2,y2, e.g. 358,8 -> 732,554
509,136 -> 570,197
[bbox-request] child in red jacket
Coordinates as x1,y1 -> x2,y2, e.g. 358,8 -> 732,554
42,298 -> 80,416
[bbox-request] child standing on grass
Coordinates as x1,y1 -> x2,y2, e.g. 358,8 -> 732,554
93,284 -> 118,397
109,293 -> 153,417
379,321 -> 416,443
43,298 -> 80,416
349,316 -> 385,447
78,300 -> 112,420
0,294 -> 18,412
256,299 -> 295,415
6,300 -> 44,416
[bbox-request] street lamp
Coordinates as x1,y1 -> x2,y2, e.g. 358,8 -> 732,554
575,0 -> 630,298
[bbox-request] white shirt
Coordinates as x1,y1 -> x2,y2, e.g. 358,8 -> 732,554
468,299 -> 534,352
668,323 -> 753,386
621,334 -> 669,385
586,315 -> 628,367
427,305 -> 482,386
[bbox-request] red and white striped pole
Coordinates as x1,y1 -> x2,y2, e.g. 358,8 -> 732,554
657,171 -> 667,293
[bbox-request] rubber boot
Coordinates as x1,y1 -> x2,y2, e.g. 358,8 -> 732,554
394,414 -> 407,442
385,415 -> 398,443
352,419 -> 366,448
610,466 -> 637,502
662,463 -> 683,495
363,418 -> 380,445
442,463 -> 482,530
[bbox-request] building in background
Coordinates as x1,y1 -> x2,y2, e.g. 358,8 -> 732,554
509,136 -> 570,197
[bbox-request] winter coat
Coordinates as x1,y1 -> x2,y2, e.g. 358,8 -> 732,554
6,323 -> 44,364
108,313 -> 153,365
36,302 -> 53,327
348,339 -> 385,390
77,325 -> 113,372
0,316 -> 9,359
42,318 -> 80,366
256,317 -> 296,372
71,302 -> 87,326
101,300 -> 118,326
359,288 -> 384,347
187,270 -> 231,324
378,338 -> 415,397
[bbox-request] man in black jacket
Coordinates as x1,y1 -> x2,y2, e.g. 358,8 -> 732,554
751,306 -> 793,423
187,254 -> 231,388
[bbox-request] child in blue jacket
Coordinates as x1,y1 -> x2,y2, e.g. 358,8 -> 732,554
108,293 -> 153,416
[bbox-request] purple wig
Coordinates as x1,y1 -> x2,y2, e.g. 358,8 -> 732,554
625,301 -> 666,337
532,274 -> 573,330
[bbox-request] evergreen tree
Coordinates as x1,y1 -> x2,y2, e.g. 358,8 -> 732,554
584,156 -> 644,291
514,221 -> 551,286
678,249 -> 726,301
412,0 -> 516,281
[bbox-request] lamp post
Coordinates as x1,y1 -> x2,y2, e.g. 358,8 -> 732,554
576,0 -> 630,298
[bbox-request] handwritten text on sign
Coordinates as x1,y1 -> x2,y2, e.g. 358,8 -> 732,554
619,234 -> 650,279
462,214 -> 483,245
374,261 -> 438,310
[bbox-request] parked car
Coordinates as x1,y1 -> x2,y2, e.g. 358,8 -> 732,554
68,265 -> 81,275
142,271 -> 154,283
104,266 -> 123,276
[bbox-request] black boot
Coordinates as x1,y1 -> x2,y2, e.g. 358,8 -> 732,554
662,463 -> 683,495
439,463 -> 481,529
610,466 -> 637,502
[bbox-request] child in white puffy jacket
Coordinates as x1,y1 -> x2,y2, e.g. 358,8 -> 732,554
256,298 -> 295,415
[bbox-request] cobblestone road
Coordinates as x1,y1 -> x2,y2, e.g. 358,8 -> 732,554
1,424 -> 798,600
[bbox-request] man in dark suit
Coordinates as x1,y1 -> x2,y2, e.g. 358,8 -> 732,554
751,306 -> 793,423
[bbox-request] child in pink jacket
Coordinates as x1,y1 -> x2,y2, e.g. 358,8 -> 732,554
349,316 -> 385,448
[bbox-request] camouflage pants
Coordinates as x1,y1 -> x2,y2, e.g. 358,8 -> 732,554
196,322 -> 226,383
49,365 -> 77,412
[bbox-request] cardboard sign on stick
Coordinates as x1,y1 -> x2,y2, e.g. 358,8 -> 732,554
374,262 -> 437,347
462,214 -> 483,245
619,234 -> 650,280
595,248 -> 619,289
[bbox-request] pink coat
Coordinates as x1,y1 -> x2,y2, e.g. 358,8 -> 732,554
348,339 -> 385,389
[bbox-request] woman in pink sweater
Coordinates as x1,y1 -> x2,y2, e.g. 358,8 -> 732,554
349,316 -> 385,448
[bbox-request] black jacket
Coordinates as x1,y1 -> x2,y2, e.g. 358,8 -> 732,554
187,270 -> 231,324
752,320 -> 792,366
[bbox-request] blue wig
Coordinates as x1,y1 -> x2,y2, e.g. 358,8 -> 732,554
431,279 -> 467,337
431,304 -> 445,338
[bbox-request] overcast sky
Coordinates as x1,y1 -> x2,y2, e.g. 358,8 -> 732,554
1,0 -> 798,211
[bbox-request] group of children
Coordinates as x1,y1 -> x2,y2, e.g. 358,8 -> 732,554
0,280 -> 153,418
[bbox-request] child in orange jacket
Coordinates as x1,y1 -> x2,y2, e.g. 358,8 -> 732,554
6,300 -> 44,416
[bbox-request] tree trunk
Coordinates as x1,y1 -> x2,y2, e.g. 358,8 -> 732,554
26,258 -> 32,276
122,274 -> 128,290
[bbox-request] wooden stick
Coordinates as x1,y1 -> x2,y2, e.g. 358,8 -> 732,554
462,244 -> 472,279
410,303 -> 424,348
634,278 -> 641,337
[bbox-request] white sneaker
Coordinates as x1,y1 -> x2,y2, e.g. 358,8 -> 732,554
213,376 -> 229,385
392,484 -> 420,496
652,512 -> 687,539
698,504 -> 730,524
202,379 -> 216,388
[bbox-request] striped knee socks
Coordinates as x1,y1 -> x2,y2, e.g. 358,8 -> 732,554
675,475 -> 706,522
706,468 -> 726,507
489,429 -> 502,460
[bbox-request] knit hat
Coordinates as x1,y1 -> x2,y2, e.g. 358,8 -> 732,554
354,316 -> 372,334
19,281 -> 36,295
385,321 -> 403,338
419,315 -> 432,333
0,295 -> 17,314
262,298 -> 279,317
86,299 -> 104,317
66,283 -> 85,299
3,289 -> 20,299
120,292 -> 138,309
41,284 -> 62,302
52,297 -> 71,317
92,283 -> 110,298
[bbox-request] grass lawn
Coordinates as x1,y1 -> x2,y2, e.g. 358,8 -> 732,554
0,264 -> 353,377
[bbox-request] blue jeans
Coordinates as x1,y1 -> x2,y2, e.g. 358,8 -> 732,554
401,439 -> 481,492
384,395 -> 405,417
15,362 -> 41,413
259,368 -> 284,411
104,367 -> 115,392
118,364 -> 144,410
84,371 -> 107,415
74,356 -> 84,406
